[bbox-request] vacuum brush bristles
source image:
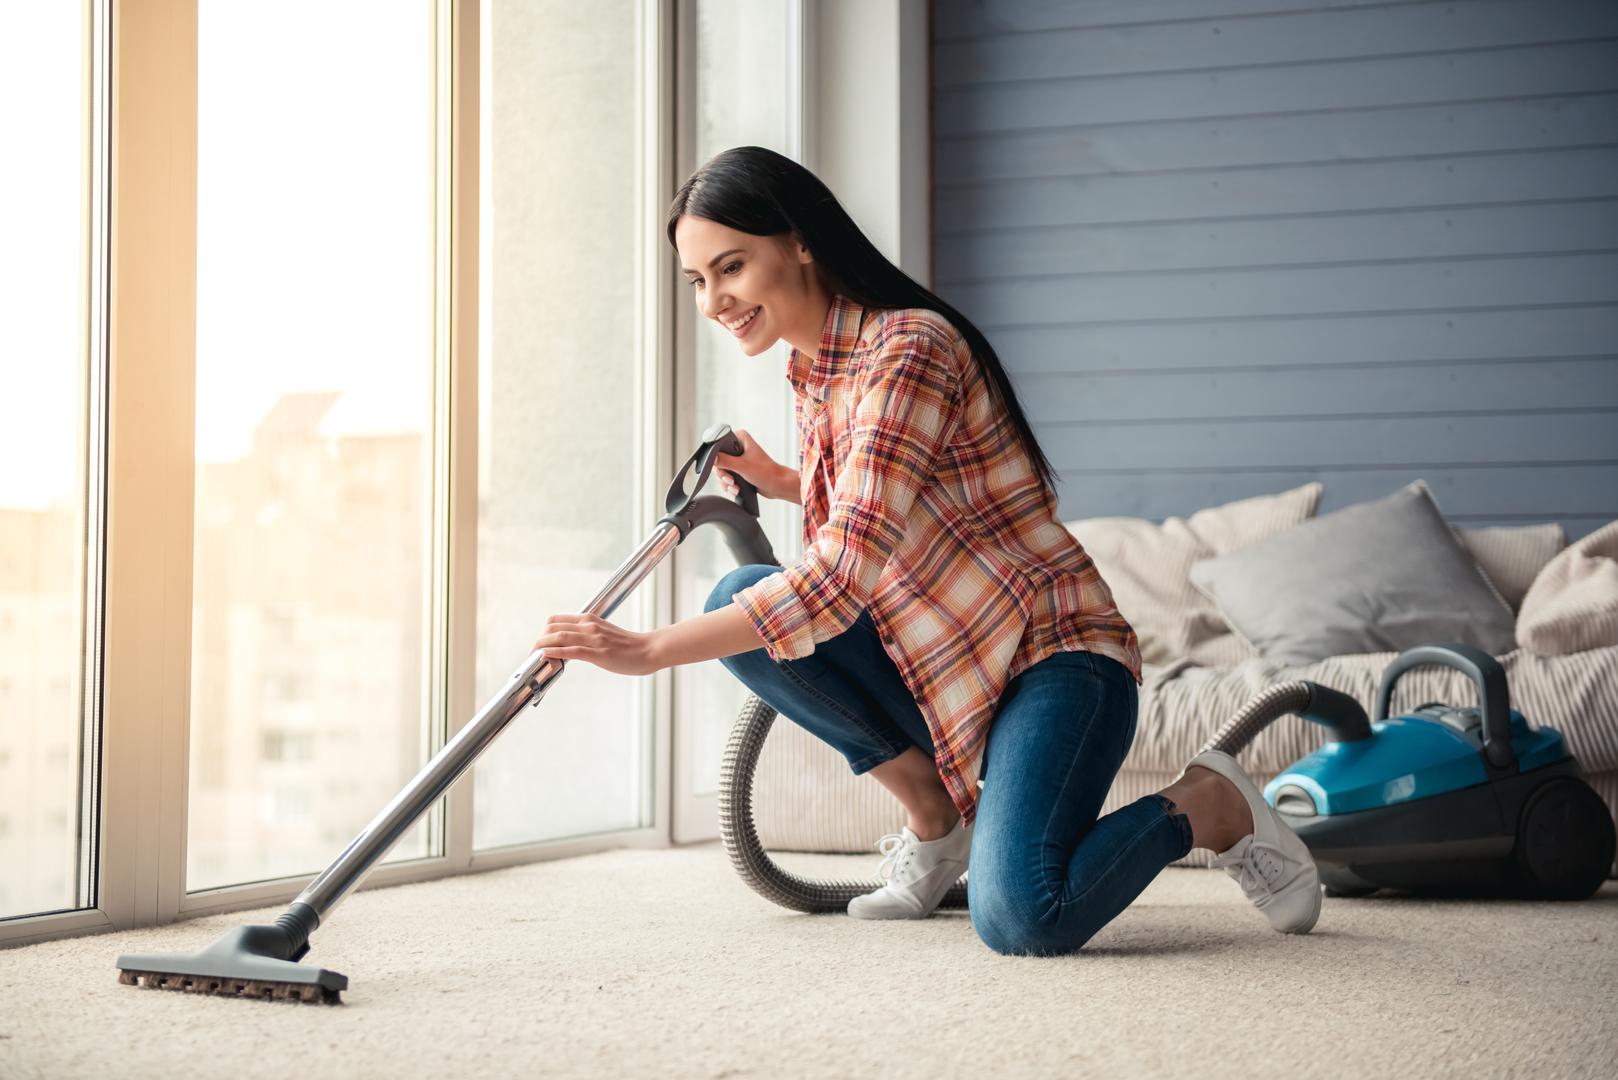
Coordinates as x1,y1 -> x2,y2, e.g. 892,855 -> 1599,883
115,901 -> 345,1005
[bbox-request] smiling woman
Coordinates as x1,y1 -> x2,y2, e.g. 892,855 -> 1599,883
628,147 -> 1315,954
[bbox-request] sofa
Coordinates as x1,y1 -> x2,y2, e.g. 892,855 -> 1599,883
748,481 -> 1618,877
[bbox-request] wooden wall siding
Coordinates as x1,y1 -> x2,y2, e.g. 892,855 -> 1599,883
930,0 -> 1618,539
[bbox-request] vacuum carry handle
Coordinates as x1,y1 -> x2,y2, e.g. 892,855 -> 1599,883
1375,643 -> 1517,771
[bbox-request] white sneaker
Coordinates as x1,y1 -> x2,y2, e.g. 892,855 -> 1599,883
847,817 -> 972,920
1184,750 -> 1323,934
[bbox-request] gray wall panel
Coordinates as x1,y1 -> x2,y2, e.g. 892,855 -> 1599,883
935,42 -> 1618,133
936,147 -> 1618,230
991,307 -> 1618,373
1021,358 -> 1618,422
935,0 -> 1435,39
932,0 -> 1618,539
1043,412 -> 1615,469
937,203 -> 1618,280
935,1 -> 1617,87
935,95 -> 1618,184
950,253 -> 1618,325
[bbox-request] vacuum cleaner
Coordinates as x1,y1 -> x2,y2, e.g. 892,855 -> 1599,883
1198,643 -> 1616,900
115,425 -> 1616,1005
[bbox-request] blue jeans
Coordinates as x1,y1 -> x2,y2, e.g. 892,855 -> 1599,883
707,564 -> 1195,956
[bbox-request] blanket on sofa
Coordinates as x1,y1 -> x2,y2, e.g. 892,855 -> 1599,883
1135,645 -> 1618,778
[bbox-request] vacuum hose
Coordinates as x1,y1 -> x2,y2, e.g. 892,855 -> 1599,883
719,692 -> 972,913
1197,679 -> 1372,758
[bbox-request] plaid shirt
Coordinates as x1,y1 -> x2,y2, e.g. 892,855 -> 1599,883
733,293 -> 1142,825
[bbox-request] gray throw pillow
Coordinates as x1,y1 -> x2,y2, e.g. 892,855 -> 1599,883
1188,481 -> 1518,666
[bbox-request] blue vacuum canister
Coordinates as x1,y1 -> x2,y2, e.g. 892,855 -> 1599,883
1261,644 -> 1615,899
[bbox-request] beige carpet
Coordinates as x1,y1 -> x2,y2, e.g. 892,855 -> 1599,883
2,842 -> 1614,1079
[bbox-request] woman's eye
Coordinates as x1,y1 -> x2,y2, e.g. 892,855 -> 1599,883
686,262 -> 741,288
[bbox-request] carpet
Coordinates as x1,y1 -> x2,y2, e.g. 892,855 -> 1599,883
2,842 -> 1613,1079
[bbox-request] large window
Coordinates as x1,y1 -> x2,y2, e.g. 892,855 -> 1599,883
185,0 -> 438,891
0,1 -> 103,921
2,0 -> 689,945
472,0 -> 654,849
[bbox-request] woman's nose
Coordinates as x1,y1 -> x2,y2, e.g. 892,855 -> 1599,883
700,285 -> 728,322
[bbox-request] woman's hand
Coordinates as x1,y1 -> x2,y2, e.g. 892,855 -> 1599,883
715,428 -> 798,503
532,613 -> 662,677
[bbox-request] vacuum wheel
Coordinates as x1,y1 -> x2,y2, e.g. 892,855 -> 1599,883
1513,777 -> 1617,900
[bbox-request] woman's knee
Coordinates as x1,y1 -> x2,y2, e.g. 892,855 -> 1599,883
969,876 -> 1092,957
970,883 -> 1051,957
704,563 -> 782,614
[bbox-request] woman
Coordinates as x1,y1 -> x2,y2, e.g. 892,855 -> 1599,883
532,146 -> 1321,954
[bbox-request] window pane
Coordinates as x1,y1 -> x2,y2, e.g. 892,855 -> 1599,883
0,1 -> 97,920
473,0 -> 650,849
680,1 -> 801,797
186,1 -> 436,891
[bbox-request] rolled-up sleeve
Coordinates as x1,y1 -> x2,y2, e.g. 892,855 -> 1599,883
733,331 -> 963,662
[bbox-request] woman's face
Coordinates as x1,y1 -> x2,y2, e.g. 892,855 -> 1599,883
674,215 -> 830,358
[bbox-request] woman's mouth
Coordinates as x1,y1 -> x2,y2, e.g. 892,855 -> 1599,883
725,306 -> 761,338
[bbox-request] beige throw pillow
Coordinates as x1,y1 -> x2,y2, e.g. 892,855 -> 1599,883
1065,482 -> 1323,664
1454,522 -> 1567,613
1516,520 -> 1618,656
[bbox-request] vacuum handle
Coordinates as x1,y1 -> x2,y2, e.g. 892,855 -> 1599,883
665,423 -> 760,519
658,422 -> 779,568
1375,643 -> 1516,771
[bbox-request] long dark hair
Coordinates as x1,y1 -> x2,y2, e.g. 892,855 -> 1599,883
665,145 -> 1059,495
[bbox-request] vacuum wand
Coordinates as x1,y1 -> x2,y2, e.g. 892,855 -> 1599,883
293,519 -> 682,925
115,423 -> 776,1004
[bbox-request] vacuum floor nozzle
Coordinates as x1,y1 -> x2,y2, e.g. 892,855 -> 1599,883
115,904 -> 345,1005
